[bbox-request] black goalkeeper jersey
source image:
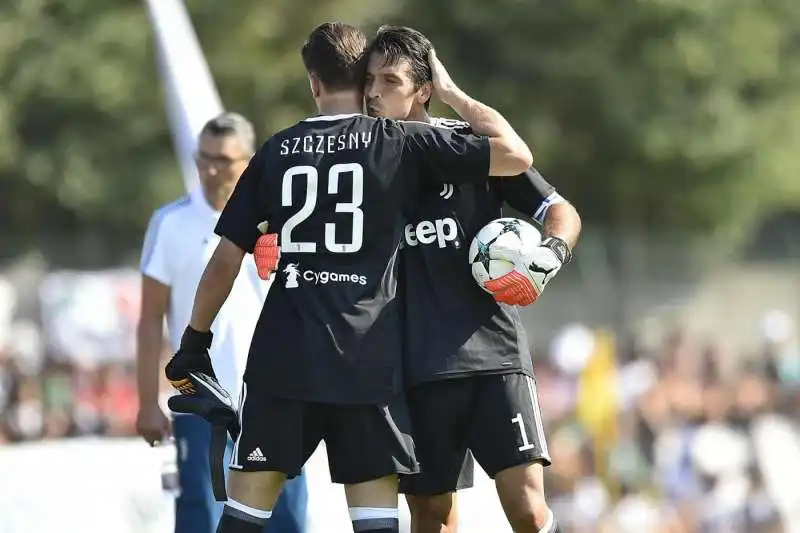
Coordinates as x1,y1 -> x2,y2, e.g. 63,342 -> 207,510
215,113 -> 490,404
402,118 -> 561,386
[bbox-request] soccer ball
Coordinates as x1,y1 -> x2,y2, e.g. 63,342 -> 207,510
468,217 -> 541,291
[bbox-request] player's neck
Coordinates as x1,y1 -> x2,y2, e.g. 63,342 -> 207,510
406,108 -> 432,123
316,92 -> 363,117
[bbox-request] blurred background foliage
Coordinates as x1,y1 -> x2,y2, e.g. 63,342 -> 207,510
1,0 -> 800,266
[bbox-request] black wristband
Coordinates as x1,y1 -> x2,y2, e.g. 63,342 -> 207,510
180,326 -> 213,352
542,236 -> 572,264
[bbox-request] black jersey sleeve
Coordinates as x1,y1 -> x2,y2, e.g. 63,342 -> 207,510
214,145 -> 268,254
500,167 -> 562,224
399,121 -> 490,185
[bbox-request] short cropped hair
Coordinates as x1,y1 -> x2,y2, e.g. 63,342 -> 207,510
301,22 -> 368,92
200,112 -> 256,153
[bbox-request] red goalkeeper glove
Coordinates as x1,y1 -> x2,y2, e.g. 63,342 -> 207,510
484,270 -> 540,306
483,237 -> 571,306
254,233 -> 280,280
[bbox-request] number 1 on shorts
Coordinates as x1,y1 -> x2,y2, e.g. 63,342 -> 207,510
511,412 -> 536,452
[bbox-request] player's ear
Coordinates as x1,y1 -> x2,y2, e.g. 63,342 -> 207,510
308,74 -> 321,99
417,81 -> 432,107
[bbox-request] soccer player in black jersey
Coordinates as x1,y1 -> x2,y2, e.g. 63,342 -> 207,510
164,22 -> 535,533
364,27 -> 582,533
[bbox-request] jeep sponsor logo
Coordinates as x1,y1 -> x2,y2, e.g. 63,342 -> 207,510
404,217 -> 459,248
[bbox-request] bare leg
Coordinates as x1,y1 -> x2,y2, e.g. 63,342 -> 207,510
406,492 -> 459,533
495,462 -> 555,532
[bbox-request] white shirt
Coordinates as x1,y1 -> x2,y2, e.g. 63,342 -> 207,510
141,187 -> 269,405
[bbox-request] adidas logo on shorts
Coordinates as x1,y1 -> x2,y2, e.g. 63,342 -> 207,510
247,447 -> 267,462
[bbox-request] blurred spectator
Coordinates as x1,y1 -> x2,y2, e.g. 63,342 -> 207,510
762,311 -> 799,384
7,375 -> 45,440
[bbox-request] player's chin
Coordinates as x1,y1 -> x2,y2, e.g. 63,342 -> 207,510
366,106 -> 383,118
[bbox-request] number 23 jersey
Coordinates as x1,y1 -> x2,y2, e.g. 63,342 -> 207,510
214,113 -> 491,404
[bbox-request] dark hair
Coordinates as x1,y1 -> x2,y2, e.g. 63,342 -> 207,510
367,25 -> 433,109
301,22 -> 368,92
200,112 -> 256,153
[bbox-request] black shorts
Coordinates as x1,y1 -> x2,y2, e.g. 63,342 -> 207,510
231,382 -> 419,484
399,372 -> 551,495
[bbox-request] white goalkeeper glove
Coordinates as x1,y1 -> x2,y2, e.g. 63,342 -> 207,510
483,236 -> 572,306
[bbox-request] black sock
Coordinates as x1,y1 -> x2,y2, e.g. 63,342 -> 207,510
216,503 -> 270,533
350,507 -> 399,532
351,519 -> 399,533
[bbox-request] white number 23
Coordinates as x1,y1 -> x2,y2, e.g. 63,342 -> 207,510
281,163 -> 364,254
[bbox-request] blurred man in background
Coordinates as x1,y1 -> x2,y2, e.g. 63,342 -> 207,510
364,26 -> 581,533
136,112 -> 308,533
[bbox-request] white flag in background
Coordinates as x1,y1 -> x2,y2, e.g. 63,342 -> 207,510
143,0 -> 223,192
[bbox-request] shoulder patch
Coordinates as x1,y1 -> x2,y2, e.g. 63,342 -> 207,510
431,117 -> 471,131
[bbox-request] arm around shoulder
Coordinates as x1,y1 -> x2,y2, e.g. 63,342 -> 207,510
486,136 -> 533,177
436,88 -> 531,176
428,49 -> 532,176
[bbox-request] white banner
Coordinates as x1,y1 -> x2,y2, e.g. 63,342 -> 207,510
143,0 -> 223,193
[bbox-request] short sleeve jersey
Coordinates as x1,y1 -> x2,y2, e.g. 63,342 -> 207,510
402,118 -> 564,386
139,189 -> 270,405
214,113 -> 490,404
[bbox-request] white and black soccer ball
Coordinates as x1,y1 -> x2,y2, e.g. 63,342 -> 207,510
468,217 -> 542,291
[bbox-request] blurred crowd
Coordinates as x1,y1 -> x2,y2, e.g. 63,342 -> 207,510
1,268 -> 798,533
0,271 -> 142,443
0,351 -> 140,443
538,311 -> 800,533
